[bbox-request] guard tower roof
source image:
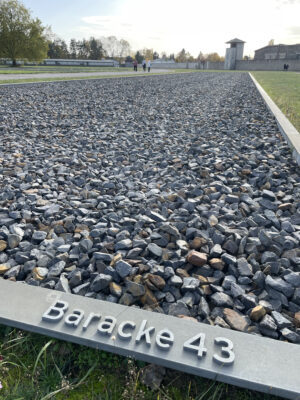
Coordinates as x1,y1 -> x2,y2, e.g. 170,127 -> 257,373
226,38 -> 246,44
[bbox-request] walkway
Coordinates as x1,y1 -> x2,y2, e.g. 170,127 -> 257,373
0,69 -> 172,81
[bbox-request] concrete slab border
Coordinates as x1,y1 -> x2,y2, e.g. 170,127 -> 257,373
0,279 -> 300,399
249,72 -> 300,165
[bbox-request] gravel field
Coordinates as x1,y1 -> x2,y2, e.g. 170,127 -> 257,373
0,72 -> 299,343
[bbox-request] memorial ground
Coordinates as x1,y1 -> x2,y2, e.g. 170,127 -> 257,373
0,72 -> 299,399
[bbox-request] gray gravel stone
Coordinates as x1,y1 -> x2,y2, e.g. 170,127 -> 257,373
147,243 -> 163,257
7,234 -> 21,249
168,301 -> 190,316
4,265 -> 20,278
265,275 -> 294,298
94,252 -> 113,263
181,277 -> 199,291
271,311 -> 292,329
259,314 -> 277,331
169,275 -> 183,287
210,244 -> 223,258
222,275 -> 236,290
211,292 -> 234,308
32,231 -> 47,243
261,251 -> 278,264
280,328 -> 300,343
44,204 -> 60,218
253,271 -> 265,288
115,260 -> 132,278
72,282 -> 90,295
56,274 -> 71,293
149,211 -> 166,222
283,272 -> 300,287
223,240 -> 239,255
0,72 -> 299,345
230,282 -> 245,298
126,281 -> 145,297
91,274 -> 112,292
160,224 -> 180,239
198,297 -> 210,318
237,258 -> 253,276
115,239 -> 132,250
48,261 -> 65,278
292,288 -> 300,305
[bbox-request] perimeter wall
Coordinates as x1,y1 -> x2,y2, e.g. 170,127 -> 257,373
152,59 -> 300,71
151,62 -> 200,69
235,59 -> 300,71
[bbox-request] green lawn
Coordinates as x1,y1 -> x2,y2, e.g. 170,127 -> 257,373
0,325 -> 280,400
252,71 -> 300,132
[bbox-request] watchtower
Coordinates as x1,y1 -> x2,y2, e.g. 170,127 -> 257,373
224,38 -> 245,69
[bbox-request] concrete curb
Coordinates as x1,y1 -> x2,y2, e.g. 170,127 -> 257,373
1,279 -> 300,399
249,72 -> 300,165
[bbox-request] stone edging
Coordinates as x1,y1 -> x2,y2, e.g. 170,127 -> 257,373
1,279 -> 300,399
249,72 -> 300,165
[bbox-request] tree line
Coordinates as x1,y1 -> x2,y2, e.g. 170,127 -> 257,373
0,0 -> 224,65
47,36 -> 125,60
48,37 -> 224,63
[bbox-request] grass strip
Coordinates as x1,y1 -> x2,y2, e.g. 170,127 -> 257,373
0,325 -> 281,400
252,71 -> 300,132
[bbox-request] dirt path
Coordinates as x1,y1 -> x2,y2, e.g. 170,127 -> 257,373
0,69 -> 172,80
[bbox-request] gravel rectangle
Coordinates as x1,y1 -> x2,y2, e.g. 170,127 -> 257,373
0,72 -> 299,345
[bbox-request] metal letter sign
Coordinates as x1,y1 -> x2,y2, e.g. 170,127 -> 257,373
0,280 -> 299,399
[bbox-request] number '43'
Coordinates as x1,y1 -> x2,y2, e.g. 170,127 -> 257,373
183,334 -> 235,365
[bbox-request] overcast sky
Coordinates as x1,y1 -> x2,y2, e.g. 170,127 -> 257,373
22,0 -> 300,57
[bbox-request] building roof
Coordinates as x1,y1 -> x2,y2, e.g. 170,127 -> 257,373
226,38 -> 246,44
255,43 -> 300,52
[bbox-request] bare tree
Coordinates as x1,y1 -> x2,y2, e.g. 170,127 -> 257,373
101,36 -> 119,58
119,39 -> 131,59
141,48 -> 154,60
176,48 -> 188,62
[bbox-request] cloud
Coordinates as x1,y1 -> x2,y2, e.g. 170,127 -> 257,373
81,15 -> 142,34
275,0 -> 300,6
70,0 -> 300,57
276,0 -> 296,4
82,16 -> 120,25
288,25 -> 300,35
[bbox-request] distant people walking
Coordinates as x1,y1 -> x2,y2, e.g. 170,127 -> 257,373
133,60 -> 137,71
283,63 -> 289,71
142,59 -> 146,71
147,60 -> 151,72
